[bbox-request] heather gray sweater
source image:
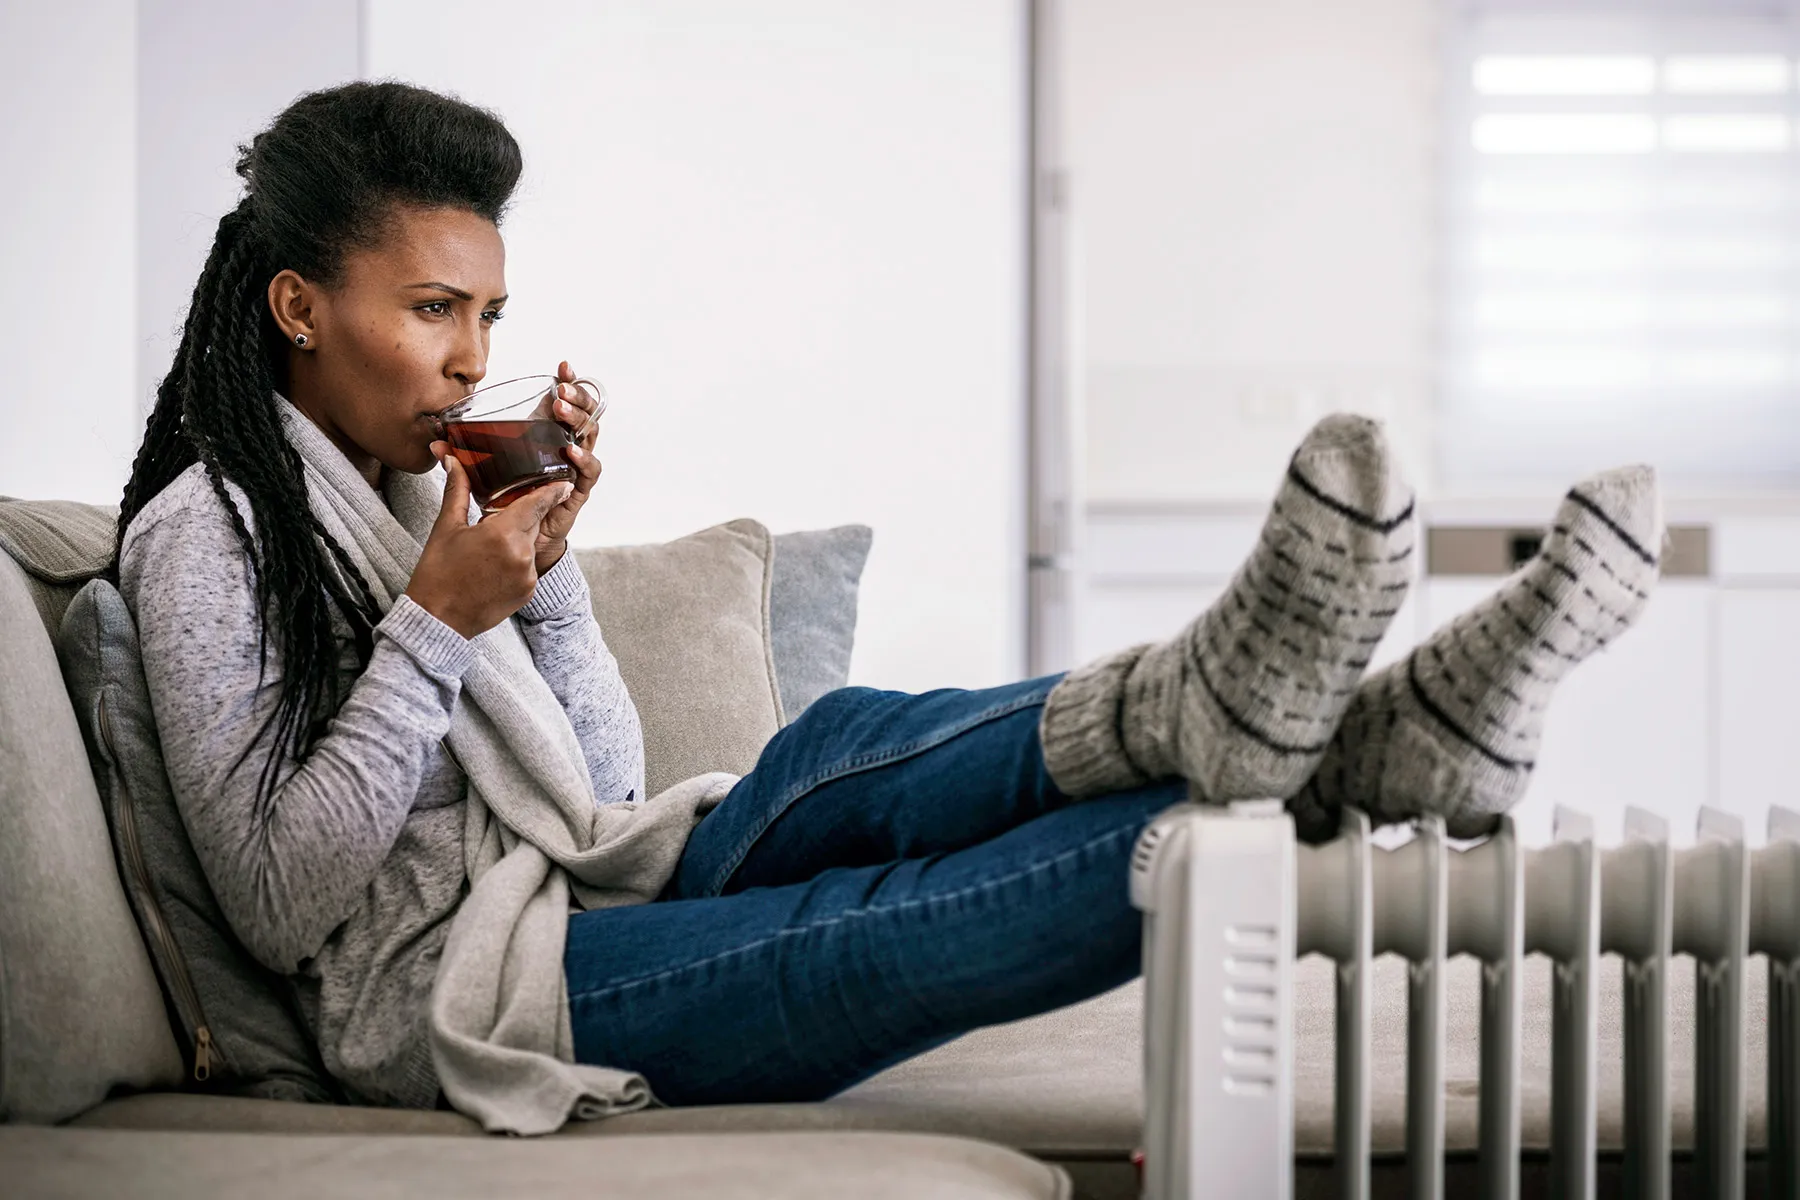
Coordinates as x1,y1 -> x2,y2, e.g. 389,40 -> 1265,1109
118,455 -> 700,1120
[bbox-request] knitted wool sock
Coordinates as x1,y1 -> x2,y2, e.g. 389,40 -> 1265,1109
1040,414 -> 1416,802
1288,464 -> 1662,841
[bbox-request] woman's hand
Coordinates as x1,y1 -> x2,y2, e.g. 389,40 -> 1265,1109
533,359 -> 604,574
404,449 -> 574,640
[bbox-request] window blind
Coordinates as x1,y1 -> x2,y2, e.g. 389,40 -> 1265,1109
1440,0 -> 1800,490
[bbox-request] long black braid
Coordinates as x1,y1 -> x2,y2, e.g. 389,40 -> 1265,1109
114,82 -> 522,819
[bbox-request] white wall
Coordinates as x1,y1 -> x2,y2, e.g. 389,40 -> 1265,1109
136,0 -> 360,414
1,1 -> 359,506
367,0 -> 1029,690
1063,0 -> 1439,503
1,1 -> 139,505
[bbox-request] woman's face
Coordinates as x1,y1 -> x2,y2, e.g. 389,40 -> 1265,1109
270,204 -> 508,481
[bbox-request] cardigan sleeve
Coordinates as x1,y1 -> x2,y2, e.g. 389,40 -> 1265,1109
513,549 -> 647,807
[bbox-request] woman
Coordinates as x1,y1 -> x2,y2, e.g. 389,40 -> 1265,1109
116,81 -> 1662,1134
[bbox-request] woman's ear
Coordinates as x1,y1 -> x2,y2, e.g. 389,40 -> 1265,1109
268,269 -> 319,348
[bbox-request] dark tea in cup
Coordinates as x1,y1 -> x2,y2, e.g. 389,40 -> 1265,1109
432,375 -> 606,512
441,418 -> 577,511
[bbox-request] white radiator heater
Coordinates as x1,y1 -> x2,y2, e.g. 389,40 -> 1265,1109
1131,802 -> 1800,1200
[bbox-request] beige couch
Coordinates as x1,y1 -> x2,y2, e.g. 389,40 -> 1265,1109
0,503 -> 1094,1200
0,500 -> 1771,1199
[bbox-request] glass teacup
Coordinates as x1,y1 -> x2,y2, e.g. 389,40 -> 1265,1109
431,374 -> 606,512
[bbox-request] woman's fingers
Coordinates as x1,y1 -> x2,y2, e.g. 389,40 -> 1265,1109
547,363 -> 603,468
498,480 -> 574,537
557,378 -> 596,413
565,442 -> 602,491
538,489 -> 580,543
547,452 -> 600,534
552,386 -> 593,421
551,378 -> 601,453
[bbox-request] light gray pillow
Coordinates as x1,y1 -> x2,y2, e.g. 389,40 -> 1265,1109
577,519 -> 785,799
0,496 -> 116,638
0,552 -> 182,1123
56,579 -> 339,1104
770,525 -> 873,722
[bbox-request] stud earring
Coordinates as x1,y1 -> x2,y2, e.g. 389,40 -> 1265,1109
294,334 -> 309,347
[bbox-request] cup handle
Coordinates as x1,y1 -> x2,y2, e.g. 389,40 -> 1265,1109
564,378 -> 607,444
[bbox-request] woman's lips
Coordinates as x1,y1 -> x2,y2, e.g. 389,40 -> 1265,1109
420,411 -> 451,445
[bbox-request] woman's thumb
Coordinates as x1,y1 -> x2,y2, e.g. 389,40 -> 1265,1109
435,448 -> 472,529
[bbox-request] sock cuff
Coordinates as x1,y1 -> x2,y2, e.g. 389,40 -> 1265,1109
1039,643 -> 1158,797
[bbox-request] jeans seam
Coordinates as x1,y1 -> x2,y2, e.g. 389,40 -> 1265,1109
699,684 -> 1057,898
576,813 -> 1137,1005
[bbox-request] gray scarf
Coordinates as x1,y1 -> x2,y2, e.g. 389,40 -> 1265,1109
280,399 -> 734,1134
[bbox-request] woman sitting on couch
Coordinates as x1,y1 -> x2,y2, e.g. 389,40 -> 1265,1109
113,80 -> 1663,1134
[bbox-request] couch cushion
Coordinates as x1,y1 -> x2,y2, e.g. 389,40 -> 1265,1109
55,579 -> 336,1103
0,1126 -> 1070,1200
833,982 -> 1144,1155
0,552 -> 181,1122
577,519 -> 784,798
0,497 -> 115,639
77,983 -> 1143,1157
769,526 -> 872,721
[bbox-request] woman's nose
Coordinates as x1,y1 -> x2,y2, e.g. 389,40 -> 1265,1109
450,348 -> 487,388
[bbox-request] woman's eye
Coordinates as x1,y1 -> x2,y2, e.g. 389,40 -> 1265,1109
419,301 -> 452,317
482,309 -> 506,324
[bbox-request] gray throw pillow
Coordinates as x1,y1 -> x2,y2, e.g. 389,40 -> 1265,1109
56,579 -> 339,1104
769,526 -> 873,722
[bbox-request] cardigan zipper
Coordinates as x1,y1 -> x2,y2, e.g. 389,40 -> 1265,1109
99,690 -> 215,1082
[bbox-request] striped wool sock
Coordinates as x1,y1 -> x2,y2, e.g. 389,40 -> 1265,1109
1039,414 -> 1416,802
1289,464 -> 1663,841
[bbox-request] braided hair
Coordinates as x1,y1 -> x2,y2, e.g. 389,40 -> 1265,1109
116,81 -> 522,817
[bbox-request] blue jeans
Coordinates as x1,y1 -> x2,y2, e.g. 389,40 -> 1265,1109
563,674 -> 1184,1106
